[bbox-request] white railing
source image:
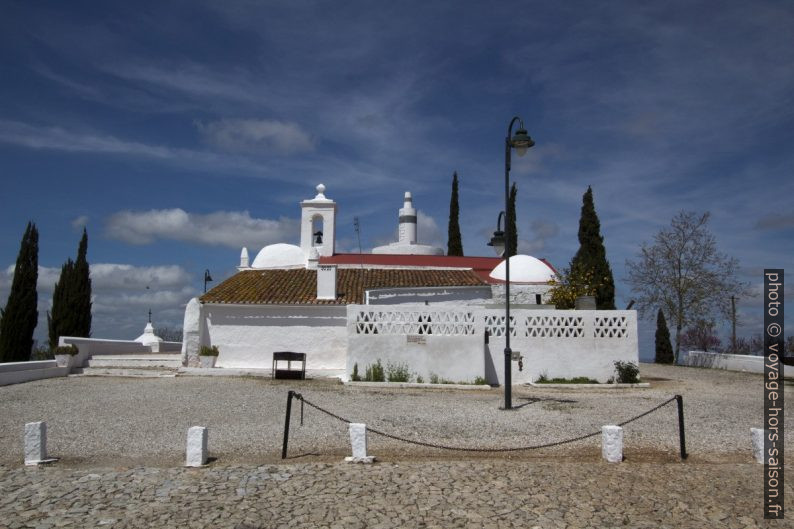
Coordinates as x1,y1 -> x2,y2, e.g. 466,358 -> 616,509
353,310 -> 477,336
351,308 -> 631,340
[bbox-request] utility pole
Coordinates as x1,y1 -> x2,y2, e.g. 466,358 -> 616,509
731,295 -> 737,353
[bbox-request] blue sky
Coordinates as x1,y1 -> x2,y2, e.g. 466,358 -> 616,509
0,0 -> 792,356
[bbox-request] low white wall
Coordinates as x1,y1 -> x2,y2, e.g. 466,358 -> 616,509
203,304 -> 348,370
0,360 -> 68,386
347,334 -> 484,383
348,306 -> 638,384
679,350 -> 794,377
59,337 -> 180,370
366,286 -> 494,305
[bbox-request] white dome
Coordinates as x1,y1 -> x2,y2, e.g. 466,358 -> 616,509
489,255 -> 556,283
251,243 -> 305,269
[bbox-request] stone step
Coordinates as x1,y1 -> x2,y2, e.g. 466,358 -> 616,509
87,355 -> 182,368
75,367 -> 177,378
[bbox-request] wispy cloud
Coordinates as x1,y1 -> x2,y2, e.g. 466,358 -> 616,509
196,118 -> 314,155
0,120 -> 176,157
755,213 -> 794,231
105,208 -> 299,249
71,215 -> 89,230
104,62 -> 265,104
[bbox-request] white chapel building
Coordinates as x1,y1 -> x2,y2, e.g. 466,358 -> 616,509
181,185 -> 637,384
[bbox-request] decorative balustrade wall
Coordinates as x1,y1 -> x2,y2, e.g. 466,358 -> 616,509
347,306 -> 638,384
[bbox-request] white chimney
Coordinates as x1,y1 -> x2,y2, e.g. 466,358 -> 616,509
317,264 -> 337,300
240,247 -> 249,268
307,246 -> 320,270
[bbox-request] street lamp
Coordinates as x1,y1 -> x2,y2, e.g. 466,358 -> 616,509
204,269 -> 213,293
495,116 -> 535,410
487,211 -> 506,257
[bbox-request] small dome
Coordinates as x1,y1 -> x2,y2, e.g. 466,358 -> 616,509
251,243 -> 304,269
489,255 -> 556,283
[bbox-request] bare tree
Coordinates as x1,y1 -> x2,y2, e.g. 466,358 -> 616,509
154,326 -> 183,342
680,319 -> 722,352
625,211 -> 747,361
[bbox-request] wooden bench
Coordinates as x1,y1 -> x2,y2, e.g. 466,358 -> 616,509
272,352 -> 306,380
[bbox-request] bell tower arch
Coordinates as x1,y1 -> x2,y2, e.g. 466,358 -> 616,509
300,184 -> 337,263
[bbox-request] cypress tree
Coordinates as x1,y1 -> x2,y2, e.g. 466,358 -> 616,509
0,222 -> 39,362
48,258 -> 74,349
570,186 -> 615,309
73,228 -> 92,337
507,182 -> 518,257
447,172 -> 463,256
48,228 -> 91,348
655,308 -> 675,364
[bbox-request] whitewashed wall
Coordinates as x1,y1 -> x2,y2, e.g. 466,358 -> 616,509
679,350 -> 794,377
201,304 -> 348,370
60,336 -> 181,370
490,284 -> 553,305
347,305 -> 638,384
366,285 -> 494,305
347,308 -> 484,383
188,300 -> 638,382
0,360 -> 68,386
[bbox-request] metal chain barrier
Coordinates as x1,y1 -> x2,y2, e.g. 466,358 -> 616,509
286,391 -> 679,454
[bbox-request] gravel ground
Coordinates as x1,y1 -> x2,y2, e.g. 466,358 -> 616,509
0,363 -> 789,466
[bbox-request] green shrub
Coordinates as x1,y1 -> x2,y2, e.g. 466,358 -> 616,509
535,374 -> 599,384
364,360 -> 385,382
415,375 -> 424,384
614,361 -> 640,383
473,376 -> 487,385
53,344 -> 78,356
199,345 -> 219,356
386,362 -> 411,382
32,346 -> 55,360
351,363 -> 361,382
429,373 -> 440,384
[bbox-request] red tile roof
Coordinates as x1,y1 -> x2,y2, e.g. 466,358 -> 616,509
319,253 -> 557,283
200,268 -> 487,305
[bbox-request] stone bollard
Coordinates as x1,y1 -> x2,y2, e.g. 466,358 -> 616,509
602,425 -> 623,463
25,421 -> 53,465
186,426 -> 208,467
344,423 -> 375,463
751,428 -> 764,464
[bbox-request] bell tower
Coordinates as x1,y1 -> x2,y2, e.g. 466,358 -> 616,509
300,184 -> 337,263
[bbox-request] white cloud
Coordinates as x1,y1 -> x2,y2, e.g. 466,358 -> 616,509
105,209 -> 299,248
71,215 -> 89,230
518,219 -> 560,255
416,210 -> 443,247
90,264 -> 192,290
196,118 -> 314,155
0,262 -> 197,344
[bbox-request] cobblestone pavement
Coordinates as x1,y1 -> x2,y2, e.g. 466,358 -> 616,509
0,460 -> 789,528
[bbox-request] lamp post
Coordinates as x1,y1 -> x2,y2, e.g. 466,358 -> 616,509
487,211 -> 506,256
203,269 -> 213,293
493,116 -> 534,410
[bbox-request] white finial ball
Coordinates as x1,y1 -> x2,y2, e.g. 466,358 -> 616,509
317,183 -> 326,194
